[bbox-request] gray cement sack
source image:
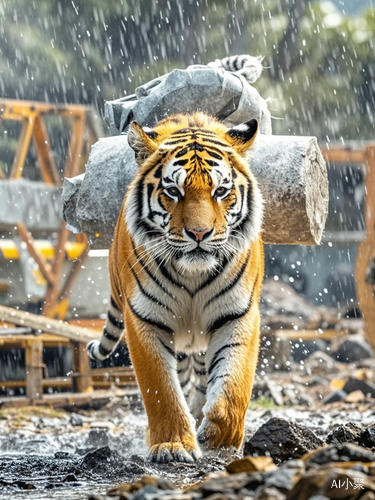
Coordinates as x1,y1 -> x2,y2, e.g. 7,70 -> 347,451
104,63 -> 272,135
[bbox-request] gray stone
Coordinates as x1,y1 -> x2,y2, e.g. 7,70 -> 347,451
263,459 -> 304,491
291,339 -> 328,363
104,65 -> 272,135
343,377 -> 375,398
357,425 -> 375,449
333,334 -> 374,363
326,422 -> 363,445
69,413 -> 84,427
305,443 -> 375,466
322,390 -> 347,405
244,417 -> 323,464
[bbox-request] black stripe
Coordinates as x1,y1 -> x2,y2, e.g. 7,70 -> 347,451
200,137 -> 230,149
128,261 -> 173,312
208,343 -> 242,375
103,327 -> 120,343
233,181 -> 253,232
180,378 -> 191,388
107,310 -> 124,330
208,271 -> 259,334
193,355 -> 205,366
194,367 -> 207,376
177,352 -> 188,361
207,356 -> 225,376
110,295 -> 121,311
204,254 -> 249,309
126,298 -> 173,334
173,159 -> 188,166
208,303 -> 251,335
195,256 -> 229,293
99,343 -> 112,357
207,373 -> 229,386
159,339 -> 176,358
131,239 -> 174,299
195,385 -> 207,394
156,257 -> 194,296
175,147 -> 189,158
135,154 -> 168,225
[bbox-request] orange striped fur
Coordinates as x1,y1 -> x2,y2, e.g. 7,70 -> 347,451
87,113 -> 264,463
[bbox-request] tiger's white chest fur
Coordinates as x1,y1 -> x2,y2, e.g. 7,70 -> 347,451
131,257 -> 251,354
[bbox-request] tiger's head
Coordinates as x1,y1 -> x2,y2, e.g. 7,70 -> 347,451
126,113 -> 263,274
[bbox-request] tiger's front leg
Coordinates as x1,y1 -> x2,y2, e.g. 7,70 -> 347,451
197,310 -> 260,450
126,313 -> 201,463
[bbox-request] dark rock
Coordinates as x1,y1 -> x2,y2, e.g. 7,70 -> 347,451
70,413 -> 84,426
333,334 -> 374,362
81,446 -> 112,470
357,425 -> 375,449
263,459 -> 304,491
325,422 -> 363,445
291,339 -> 327,362
343,377 -> 375,398
305,443 -> 375,465
322,389 -> 347,405
253,485 -> 286,499
201,473 -> 250,496
244,417 -> 323,464
131,484 -> 161,500
54,451 -> 71,459
62,473 -> 78,482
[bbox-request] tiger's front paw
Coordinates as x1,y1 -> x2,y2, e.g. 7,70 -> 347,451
197,412 -> 244,450
148,442 -> 202,464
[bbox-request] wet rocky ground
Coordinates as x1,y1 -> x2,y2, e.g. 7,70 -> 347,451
1,282 -> 375,500
1,334 -> 375,500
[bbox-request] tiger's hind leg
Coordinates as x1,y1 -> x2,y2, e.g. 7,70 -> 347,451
87,296 -> 124,360
177,353 -> 193,400
189,352 -> 207,426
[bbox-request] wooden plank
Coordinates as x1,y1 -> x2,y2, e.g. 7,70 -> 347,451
270,329 -> 347,342
25,339 -> 43,400
72,341 -> 93,393
16,222 -> 56,286
322,148 -> 366,164
9,116 -> 35,179
32,115 -> 61,185
65,112 -> 85,178
0,305 -> 100,343
356,145 -> 375,351
0,388 -> 139,409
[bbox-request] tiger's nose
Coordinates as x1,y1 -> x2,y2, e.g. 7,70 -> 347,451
185,227 -> 214,242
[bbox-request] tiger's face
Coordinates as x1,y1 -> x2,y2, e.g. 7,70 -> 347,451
126,113 -> 263,274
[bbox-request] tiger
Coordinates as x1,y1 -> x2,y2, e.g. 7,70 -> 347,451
87,112 -> 264,464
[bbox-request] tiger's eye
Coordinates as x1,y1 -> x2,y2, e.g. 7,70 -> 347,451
215,186 -> 228,197
165,187 -> 180,198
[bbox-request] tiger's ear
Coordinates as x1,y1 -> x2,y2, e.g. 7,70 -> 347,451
225,119 -> 258,156
127,122 -> 159,164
